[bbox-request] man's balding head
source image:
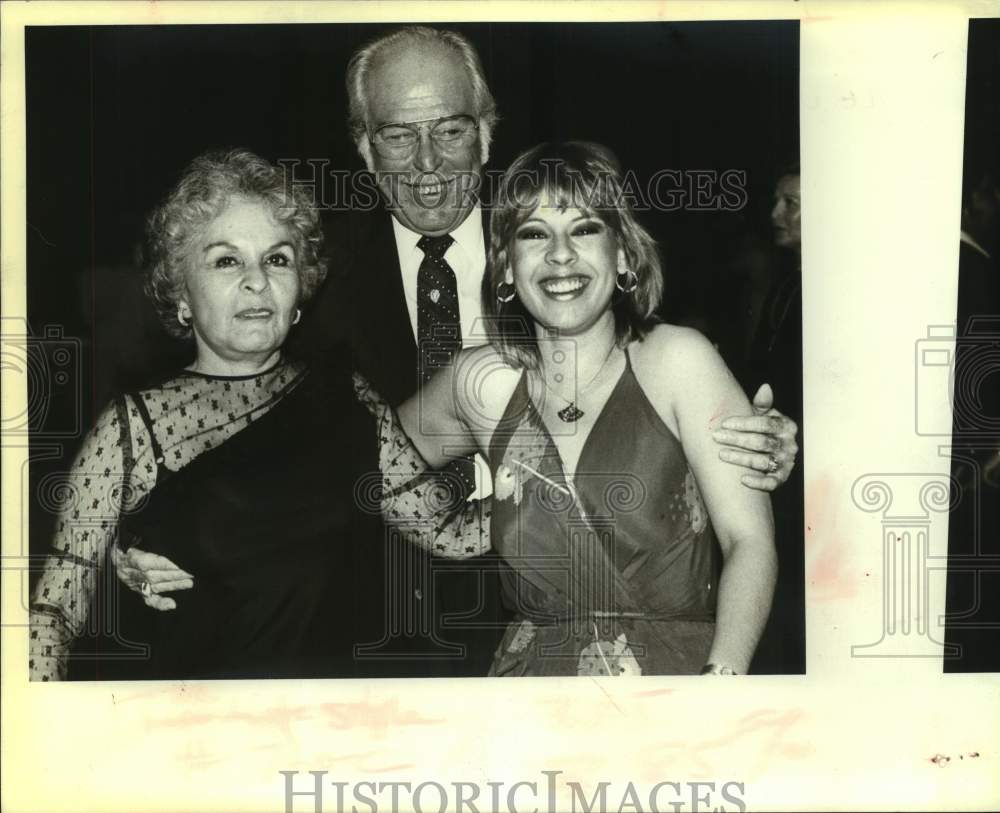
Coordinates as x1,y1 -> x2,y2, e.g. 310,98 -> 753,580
344,27 -> 498,235
346,26 -> 498,169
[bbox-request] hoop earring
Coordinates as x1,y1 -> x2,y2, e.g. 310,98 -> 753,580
496,281 -> 516,304
616,269 -> 639,294
177,309 -> 190,328
293,308 -> 301,325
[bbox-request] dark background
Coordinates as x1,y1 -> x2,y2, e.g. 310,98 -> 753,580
25,21 -> 800,665
26,21 -> 798,410
944,17 -> 1000,674
959,18 -> 999,203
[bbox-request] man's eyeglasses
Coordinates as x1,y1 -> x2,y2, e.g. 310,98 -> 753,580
369,115 -> 479,159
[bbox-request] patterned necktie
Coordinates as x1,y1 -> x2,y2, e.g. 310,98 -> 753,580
416,233 -> 462,384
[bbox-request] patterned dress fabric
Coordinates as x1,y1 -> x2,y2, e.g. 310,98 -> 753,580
356,373 -> 491,560
29,359 -> 381,680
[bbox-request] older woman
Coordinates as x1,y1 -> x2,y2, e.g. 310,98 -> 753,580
28,149 -> 381,680
364,141 -> 777,676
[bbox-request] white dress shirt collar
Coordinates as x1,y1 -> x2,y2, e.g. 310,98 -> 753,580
391,205 -> 484,271
391,204 -> 487,345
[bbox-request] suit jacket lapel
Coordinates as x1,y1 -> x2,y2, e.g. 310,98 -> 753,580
315,203 -> 490,407
350,211 -> 419,406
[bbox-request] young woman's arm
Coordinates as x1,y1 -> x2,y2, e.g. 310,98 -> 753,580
636,327 -> 777,674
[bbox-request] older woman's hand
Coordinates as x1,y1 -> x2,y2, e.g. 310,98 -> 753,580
110,545 -> 193,611
712,383 -> 799,492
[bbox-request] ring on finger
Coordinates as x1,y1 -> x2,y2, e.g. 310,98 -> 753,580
140,581 -> 152,598
766,455 -> 779,474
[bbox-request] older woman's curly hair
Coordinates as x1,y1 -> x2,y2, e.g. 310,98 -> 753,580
483,141 -> 664,369
145,148 -> 327,339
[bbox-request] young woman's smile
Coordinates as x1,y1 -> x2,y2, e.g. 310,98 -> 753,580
509,201 -> 622,337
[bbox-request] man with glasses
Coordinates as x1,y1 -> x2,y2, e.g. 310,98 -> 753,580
314,25 -> 800,676
118,25 -> 802,678
316,27 -> 509,676
329,27 -> 499,407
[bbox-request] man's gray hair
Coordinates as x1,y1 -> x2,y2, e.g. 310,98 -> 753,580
346,26 -> 499,165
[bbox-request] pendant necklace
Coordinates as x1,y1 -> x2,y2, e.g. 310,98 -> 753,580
540,341 -> 619,423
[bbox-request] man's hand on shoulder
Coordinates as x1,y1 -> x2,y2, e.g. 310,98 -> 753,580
713,383 -> 799,492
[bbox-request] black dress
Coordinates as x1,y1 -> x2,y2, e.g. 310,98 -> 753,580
30,356 -> 387,680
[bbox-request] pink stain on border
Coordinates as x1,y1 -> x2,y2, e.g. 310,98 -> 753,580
805,475 -> 858,601
632,688 -> 676,698
643,707 -> 811,780
148,698 -> 444,741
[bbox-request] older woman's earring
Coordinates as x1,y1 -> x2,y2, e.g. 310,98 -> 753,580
177,308 -> 191,328
496,281 -> 516,304
293,308 -> 301,325
616,268 -> 639,294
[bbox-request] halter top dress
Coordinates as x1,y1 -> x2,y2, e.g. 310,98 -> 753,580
487,349 -> 719,676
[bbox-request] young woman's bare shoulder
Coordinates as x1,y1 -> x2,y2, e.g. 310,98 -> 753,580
631,324 -> 718,375
452,345 -> 524,416
630,326 -> 744,436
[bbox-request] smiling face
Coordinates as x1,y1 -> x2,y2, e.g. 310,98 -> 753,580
178,195 -> 300,374
771,173 -> 801,251
363,41 -> 483,236
508,194 -> 623,339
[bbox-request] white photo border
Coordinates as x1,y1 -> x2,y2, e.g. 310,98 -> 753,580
2,2 -> 999,812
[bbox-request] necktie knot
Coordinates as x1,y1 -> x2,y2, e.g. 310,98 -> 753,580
417,233 -> 454,261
